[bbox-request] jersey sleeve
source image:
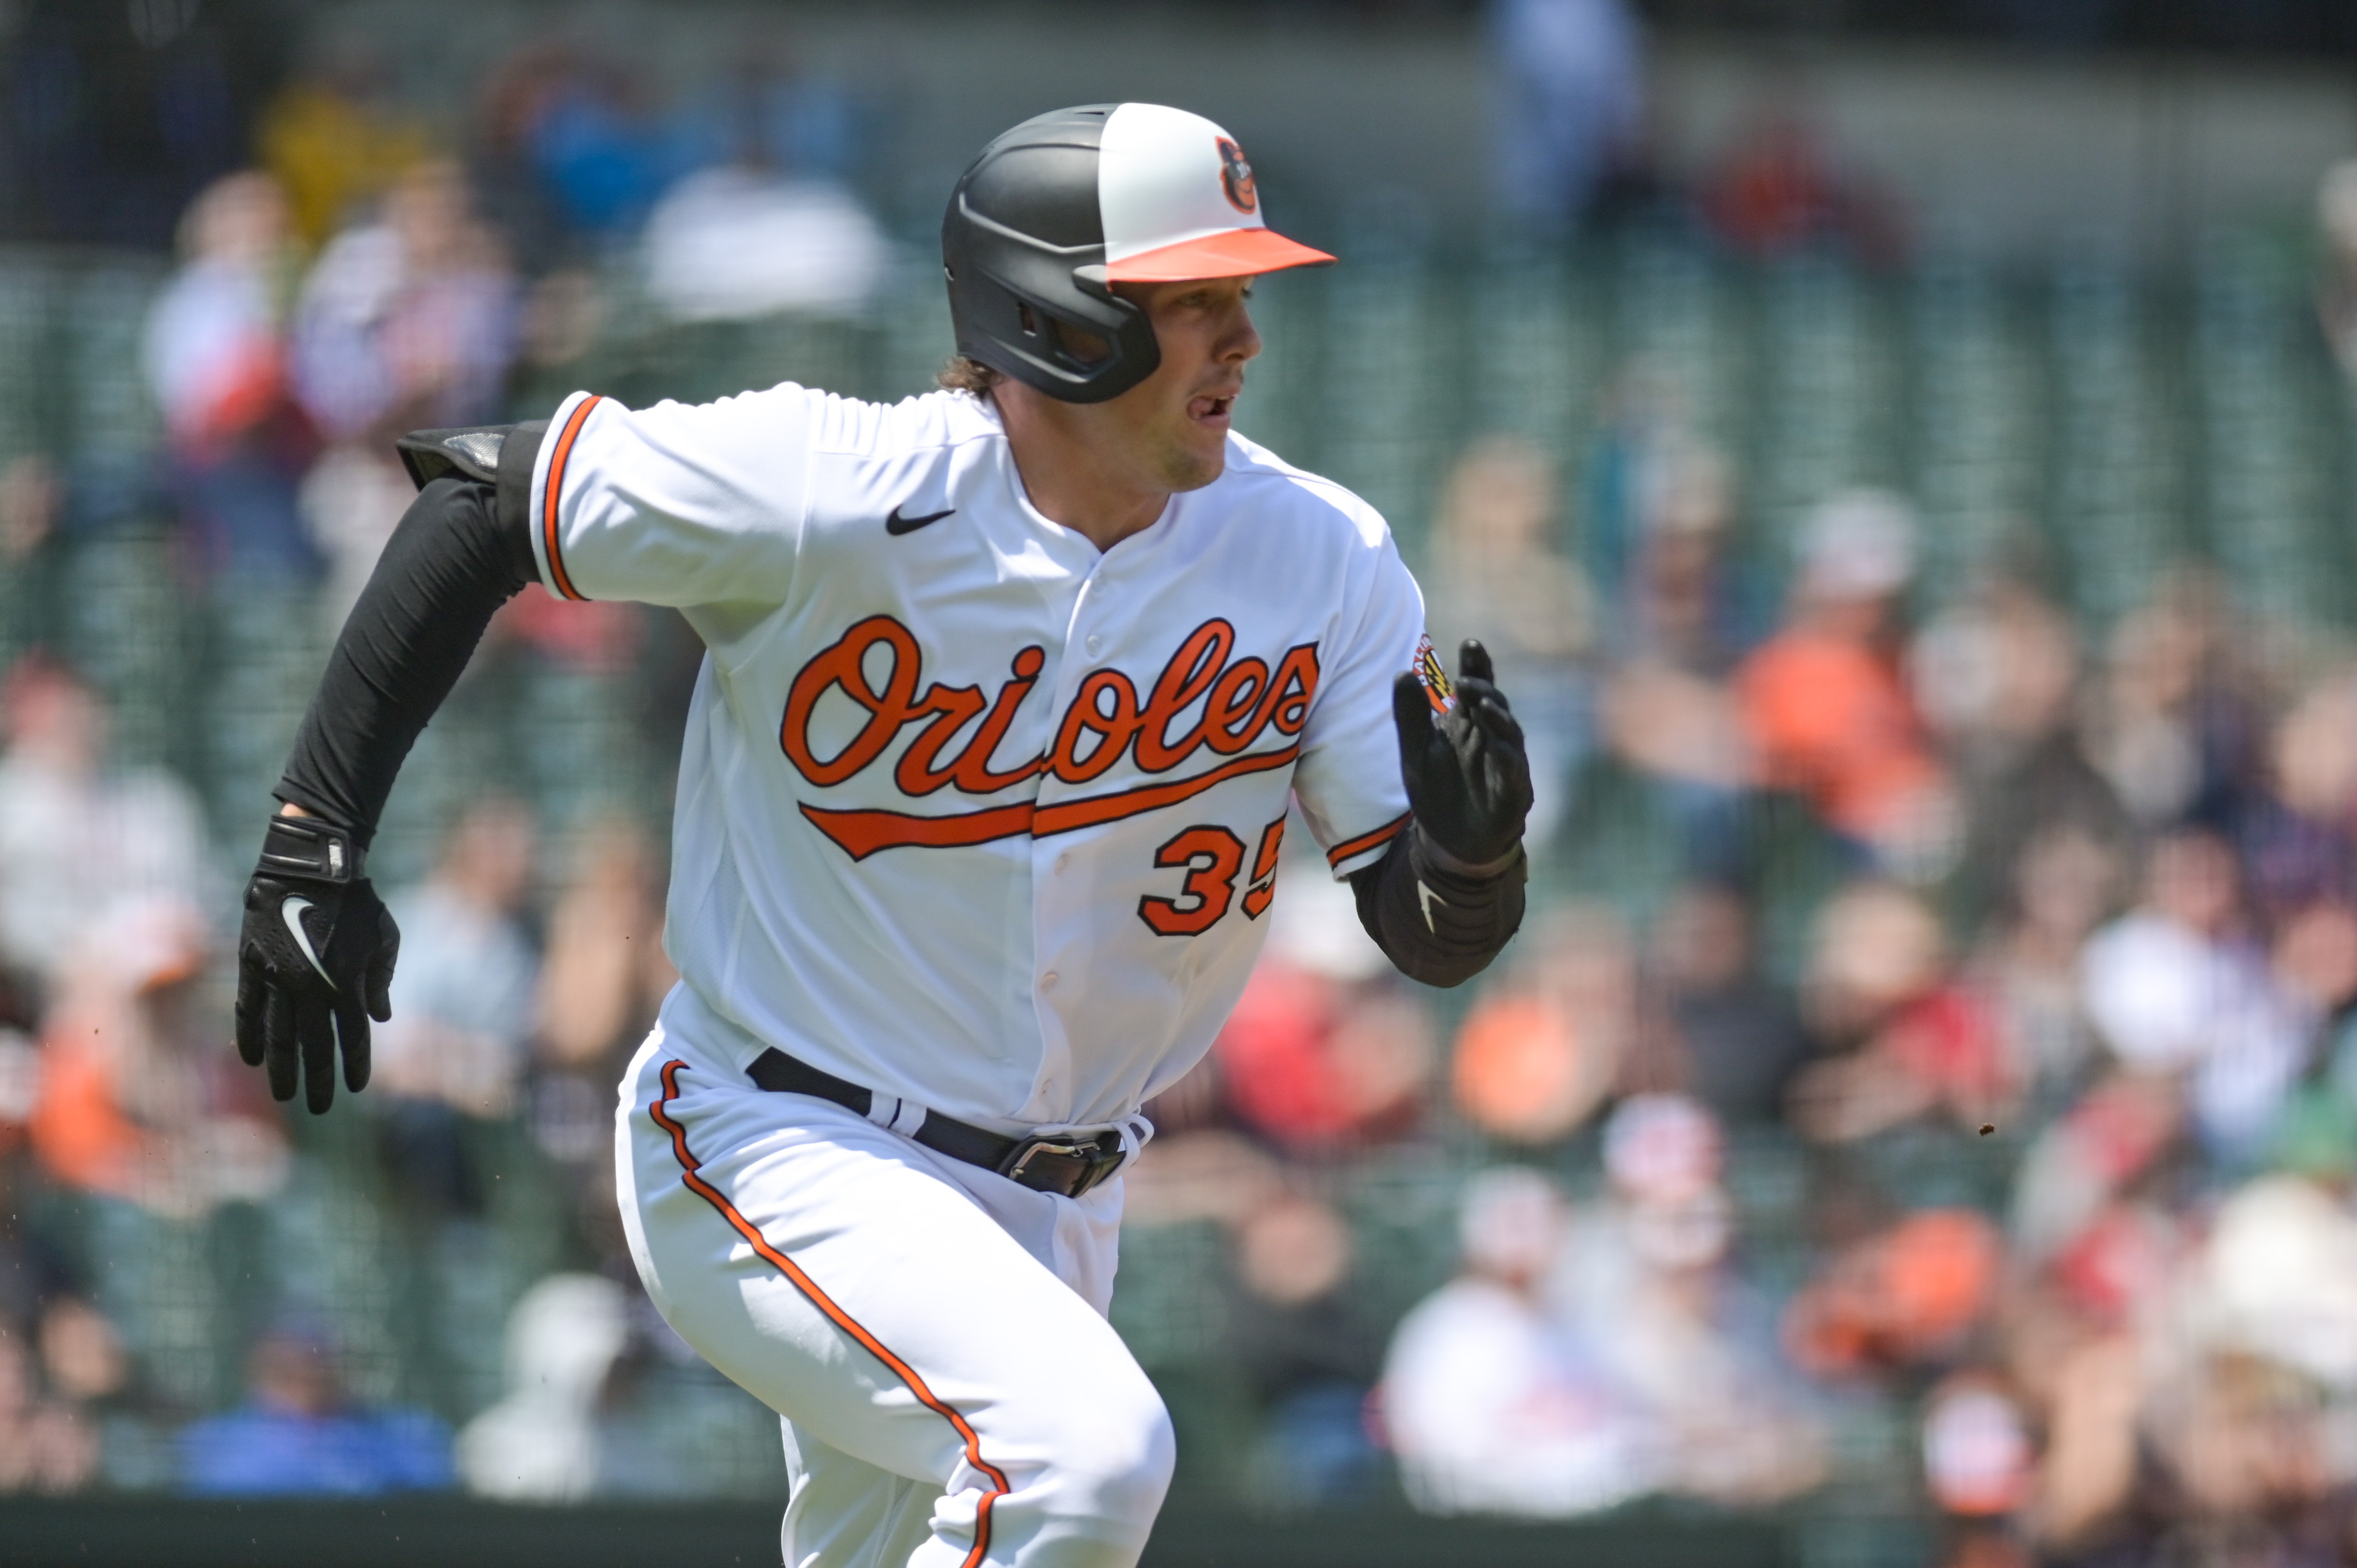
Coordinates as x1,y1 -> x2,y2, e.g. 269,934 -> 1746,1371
1292,524 -> 1426,881
528,385 -> 816,608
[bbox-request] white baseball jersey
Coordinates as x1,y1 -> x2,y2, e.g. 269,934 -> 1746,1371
531,383 -> 1422,1135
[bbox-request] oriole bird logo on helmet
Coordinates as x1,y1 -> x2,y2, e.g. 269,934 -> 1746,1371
1216,137 -> 1257,213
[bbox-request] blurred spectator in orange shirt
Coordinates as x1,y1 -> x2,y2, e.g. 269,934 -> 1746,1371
1452,906 -> 1635,1146
1783,1208 -> 2004,1379
1737,489 -> 1955,877
29,898 -> 286,1217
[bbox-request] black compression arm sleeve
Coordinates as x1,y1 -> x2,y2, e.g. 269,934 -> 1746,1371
274,474 -> 539,840
1348,822 -> 1526,988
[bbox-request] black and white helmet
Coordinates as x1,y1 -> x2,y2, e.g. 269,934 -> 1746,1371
942,103 -> 1333,404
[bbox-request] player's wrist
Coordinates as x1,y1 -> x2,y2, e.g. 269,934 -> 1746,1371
1409,820 -> 1523,883
255,811 -> 366,886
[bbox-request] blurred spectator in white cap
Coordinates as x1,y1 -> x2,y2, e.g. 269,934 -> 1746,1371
643,172 -> 887,323
458,1273 -> 629,1502
641,50 -> 886,323
1737,489 -> 1957,878
1383,1167 -> 1655,1516
1488,0 -> 1647,230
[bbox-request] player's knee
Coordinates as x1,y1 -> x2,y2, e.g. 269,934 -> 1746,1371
1044,1375 -> 1174,1535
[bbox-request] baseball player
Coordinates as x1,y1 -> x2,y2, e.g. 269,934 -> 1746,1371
234,103 -> 1530,1566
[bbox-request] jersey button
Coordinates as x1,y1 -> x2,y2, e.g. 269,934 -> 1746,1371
1040,971 -> 1059,992
1054,853 -> 1070,874
1085,635 -> 1102,656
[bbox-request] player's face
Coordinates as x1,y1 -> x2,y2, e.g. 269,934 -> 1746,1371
1103,275 -> 1262,492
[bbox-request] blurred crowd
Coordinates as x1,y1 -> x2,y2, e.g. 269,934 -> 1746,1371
132,31 -> 887,612
6,18 -> 2357,1568
0,27 -> 884,1501
0,645 -> 690,1496
1114,410 -> 2357,1564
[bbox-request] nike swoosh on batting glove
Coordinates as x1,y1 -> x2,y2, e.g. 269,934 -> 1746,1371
235,813 -> 399,1114
1391,638 -> 1535,869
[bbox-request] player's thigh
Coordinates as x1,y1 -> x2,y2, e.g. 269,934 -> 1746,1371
619,1051 -> 1168,1500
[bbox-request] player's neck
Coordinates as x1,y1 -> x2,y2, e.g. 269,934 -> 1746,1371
994,387 -> 1170,553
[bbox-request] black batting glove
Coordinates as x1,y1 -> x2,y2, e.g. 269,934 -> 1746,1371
1391,639 -> 1534,869
235,813 -> 399,1114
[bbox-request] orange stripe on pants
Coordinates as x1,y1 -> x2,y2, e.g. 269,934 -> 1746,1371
647,1058 -> 1011,1567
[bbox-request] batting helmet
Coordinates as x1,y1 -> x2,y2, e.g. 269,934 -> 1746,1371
942,103 -> 1334,404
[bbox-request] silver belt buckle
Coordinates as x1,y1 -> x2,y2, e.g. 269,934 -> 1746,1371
1001,1134 -> 1122,1197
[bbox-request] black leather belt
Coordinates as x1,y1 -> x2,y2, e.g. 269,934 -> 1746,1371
746,1048 -> 1127,1199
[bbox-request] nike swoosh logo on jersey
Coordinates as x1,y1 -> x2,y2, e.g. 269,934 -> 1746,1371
885,505 -> 956,536
281,896 -> 336,989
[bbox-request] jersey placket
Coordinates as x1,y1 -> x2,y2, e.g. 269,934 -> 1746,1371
1019,547 -> 1132,1126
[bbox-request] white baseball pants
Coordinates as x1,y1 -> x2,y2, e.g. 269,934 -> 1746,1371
615,1026 -> 1174,1567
